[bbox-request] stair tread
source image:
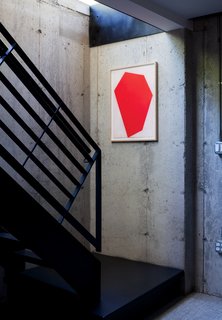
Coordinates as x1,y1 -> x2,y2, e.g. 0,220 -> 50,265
0,231 -> 19,242
0,167 -> 100,302
0,231 -> 47,266
15,249 -> 50,267
0,231 -> 24,252
20,266 -> 77,294
16,249 -> 41,259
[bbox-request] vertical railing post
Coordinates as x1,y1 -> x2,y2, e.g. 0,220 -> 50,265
95,149 -> 102,252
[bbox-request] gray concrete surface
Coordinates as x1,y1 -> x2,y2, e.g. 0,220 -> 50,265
153,293 -> 222,320
194,16 -> 222,297
90,31 -> 187,272
0,0 -> 91,243
1,0 -> 222,300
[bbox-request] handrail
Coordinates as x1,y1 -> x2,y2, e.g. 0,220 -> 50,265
0,22 -> 102,252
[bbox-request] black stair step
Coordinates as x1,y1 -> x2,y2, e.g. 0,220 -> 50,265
0,231 -> 22,249
0,167 -> 101,303
7,254 -> 184,319
0,230 -> 24,263
15,249 -> 49,267
7,266 -> 90,319
0,231 -> 48,267
18,265 -> 77,294
0,230 -> 26,276
0,230 -> 52,266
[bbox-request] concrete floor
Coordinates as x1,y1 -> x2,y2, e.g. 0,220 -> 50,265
153,293 -> 222,320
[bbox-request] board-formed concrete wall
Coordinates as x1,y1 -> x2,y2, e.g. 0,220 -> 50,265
194,15 -> 222,298
90,30 -> 187,272
2,0 -> 222,300
0,0 -> 91,241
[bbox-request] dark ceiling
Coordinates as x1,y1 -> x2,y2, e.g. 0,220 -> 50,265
96,0 -> 222,31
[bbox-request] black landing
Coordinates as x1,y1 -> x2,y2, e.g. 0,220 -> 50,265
2,252 -> 184,319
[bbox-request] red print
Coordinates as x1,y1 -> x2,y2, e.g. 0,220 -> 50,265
114,72 -> 153,137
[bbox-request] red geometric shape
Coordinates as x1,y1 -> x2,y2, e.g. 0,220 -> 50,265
114,72 -> 153,137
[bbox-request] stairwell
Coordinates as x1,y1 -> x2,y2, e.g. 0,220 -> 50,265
0,22 -> 184,319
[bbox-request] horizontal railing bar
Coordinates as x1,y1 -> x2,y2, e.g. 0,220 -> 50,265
0,22 -> 99,151
60,103 -> 100,151
0,73 -> 87,174
1,120 -> 72,199
1,96 -> 80,186
64,211 -> 97,248
0,146 -> 97,248
0,145 -> 70,217
9,55 -> 92,159
1,44 -> 92,160
60,149 -> 101,224
22,106 -> 59,168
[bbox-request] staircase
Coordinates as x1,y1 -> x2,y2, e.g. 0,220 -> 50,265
0,23 -> 184,318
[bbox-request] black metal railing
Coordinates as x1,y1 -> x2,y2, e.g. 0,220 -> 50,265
0,23 -> 101,251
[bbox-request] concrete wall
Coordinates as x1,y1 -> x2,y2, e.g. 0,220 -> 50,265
90,31 -> 188,273
194,15 -> 222,297
0,0 -> 92,300
2,0 -> 222,300
89,12 -> 222,298
0,0 -> 91,239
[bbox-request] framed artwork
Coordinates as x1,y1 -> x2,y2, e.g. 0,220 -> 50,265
111,62 -> 158,142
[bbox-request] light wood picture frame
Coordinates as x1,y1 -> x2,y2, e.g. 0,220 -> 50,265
111,62 -> 158,142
